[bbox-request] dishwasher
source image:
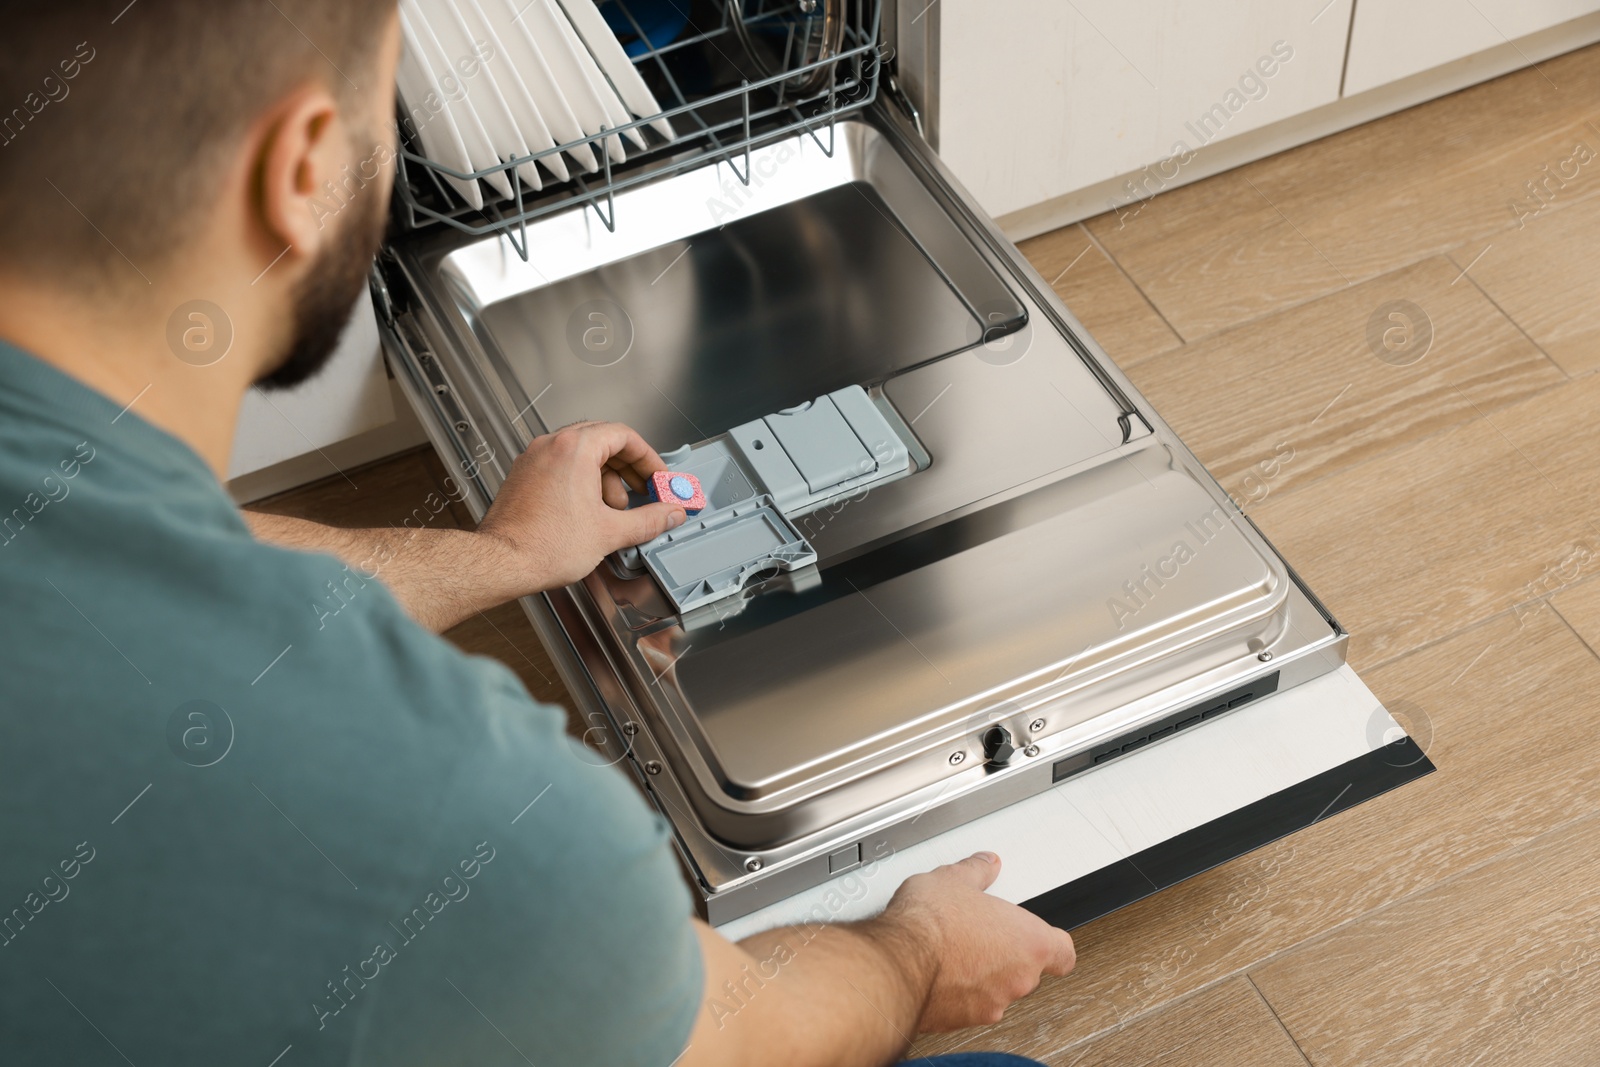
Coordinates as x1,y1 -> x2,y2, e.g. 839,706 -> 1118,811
372,0 -> 1432,926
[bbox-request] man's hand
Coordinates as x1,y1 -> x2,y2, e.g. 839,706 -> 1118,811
875,852 -> 1077,1032
479,420 -> 687,591
681,852 -> 1075,1067
245,420 -> 686,633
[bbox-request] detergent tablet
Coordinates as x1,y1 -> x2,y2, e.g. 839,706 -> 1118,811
648,470 -> 707,514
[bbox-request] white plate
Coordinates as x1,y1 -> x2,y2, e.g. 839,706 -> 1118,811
459,0 -> 569,182
437,0 -> 545,192
550,0 -> 648,153
511,0 -> 627,165
428,0 -> 542,193
557,0 -> 674,143
404,0 -> 516,201
488,0 -> 600,173
397,11 -> 483,209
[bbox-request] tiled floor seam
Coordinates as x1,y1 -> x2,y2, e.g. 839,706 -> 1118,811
1445,251 -> 1572,381
1245,973 -> 1317,1067
1077,220 -> 1189,350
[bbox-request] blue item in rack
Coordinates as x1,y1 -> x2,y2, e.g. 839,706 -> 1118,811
601,0 -> 689,58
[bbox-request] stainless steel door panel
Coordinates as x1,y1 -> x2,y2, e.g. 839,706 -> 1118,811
423,123 -> 1030,445
376,104 -> 1347,918
621,449 -> 1285,814
472,183 -> 993,448
804,338 -> 1137,561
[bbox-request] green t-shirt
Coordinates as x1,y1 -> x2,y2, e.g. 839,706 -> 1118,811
0,340 -> 702,1065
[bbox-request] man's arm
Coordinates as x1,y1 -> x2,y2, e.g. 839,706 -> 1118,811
680,853 -> 1077,1067
240,514 -> 516,633
244,421 -> 687,632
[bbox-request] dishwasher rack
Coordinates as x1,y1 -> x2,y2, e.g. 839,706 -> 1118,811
391,0 -> 885,257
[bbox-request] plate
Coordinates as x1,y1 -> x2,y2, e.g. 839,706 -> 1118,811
551,0 -> 649,152
429,0 -> 542,193
459,0 -> 569,182
511,0 -> 627,164
488,0 -> 600,173
397,7 -> 483,208
404,0 -> 516,201
558,0 -> 675,143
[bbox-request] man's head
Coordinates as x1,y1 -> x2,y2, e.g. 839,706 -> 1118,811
0,1 -> 400,390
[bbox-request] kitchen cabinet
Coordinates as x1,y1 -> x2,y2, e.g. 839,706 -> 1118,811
895,0 -> 1600,235
930,0 -> 1353,219
1345,0 -> 1600,95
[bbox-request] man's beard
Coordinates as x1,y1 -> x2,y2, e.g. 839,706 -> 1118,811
255,175 -> 390,391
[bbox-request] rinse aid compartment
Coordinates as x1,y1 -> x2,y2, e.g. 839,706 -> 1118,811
376,114 -> 1346,921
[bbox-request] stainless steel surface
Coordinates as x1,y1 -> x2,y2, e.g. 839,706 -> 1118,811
463,181 -> 1016,447
886,0 -> 939,151
429,123 -> 1027,451
376,102 -> 1347,923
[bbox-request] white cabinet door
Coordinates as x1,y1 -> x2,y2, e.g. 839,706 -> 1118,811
1344,0 -> 1600,96
227,296 -> 395,480
935,0 -> 1353,219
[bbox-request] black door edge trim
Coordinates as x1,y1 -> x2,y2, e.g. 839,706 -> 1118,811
1022,737 -> 1435,930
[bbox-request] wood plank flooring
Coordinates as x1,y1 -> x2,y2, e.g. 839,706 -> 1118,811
1251,811 -> 1600,1067
1017,225 -> 1182,363
1121,255 -> 1561,503
251,43 -> 1600,1067
1463,192 -> 1600,377
1081,46 -> 1600,342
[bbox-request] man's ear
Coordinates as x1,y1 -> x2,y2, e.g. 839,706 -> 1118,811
253,85 -> 347,273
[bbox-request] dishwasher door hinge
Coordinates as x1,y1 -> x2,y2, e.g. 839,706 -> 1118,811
885,73 -> 924,138
368,258 -> 397,329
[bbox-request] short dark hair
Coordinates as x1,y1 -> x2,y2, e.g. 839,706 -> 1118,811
0,1 -> 395,287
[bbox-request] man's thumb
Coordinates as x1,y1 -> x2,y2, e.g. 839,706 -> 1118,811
613,501 -> 687,547
938,852 -> 1001,891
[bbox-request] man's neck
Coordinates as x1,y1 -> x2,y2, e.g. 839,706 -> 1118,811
0,276 -> 274,480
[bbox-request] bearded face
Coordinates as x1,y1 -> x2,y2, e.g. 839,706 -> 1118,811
255,138 -> 392,392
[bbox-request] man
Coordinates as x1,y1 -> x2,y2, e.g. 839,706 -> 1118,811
0,4 -> 1074,1065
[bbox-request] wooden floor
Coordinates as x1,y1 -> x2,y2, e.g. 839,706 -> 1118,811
253,46 -> 1600,1067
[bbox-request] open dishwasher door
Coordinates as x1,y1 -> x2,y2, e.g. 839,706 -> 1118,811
373,99 -> 1430,925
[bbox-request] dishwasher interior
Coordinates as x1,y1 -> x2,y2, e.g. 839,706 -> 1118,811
373,2 -> 1348,923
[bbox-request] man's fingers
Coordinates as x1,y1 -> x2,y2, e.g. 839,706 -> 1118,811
601,469 -> 630,510
607,458 -> 648,494
608,501 -> 686,548
936,852 -> 1001,891
1039,926 -> 1077,976
577,422 -> 667,484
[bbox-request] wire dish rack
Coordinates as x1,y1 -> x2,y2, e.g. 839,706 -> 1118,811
392,0 -> 885,258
